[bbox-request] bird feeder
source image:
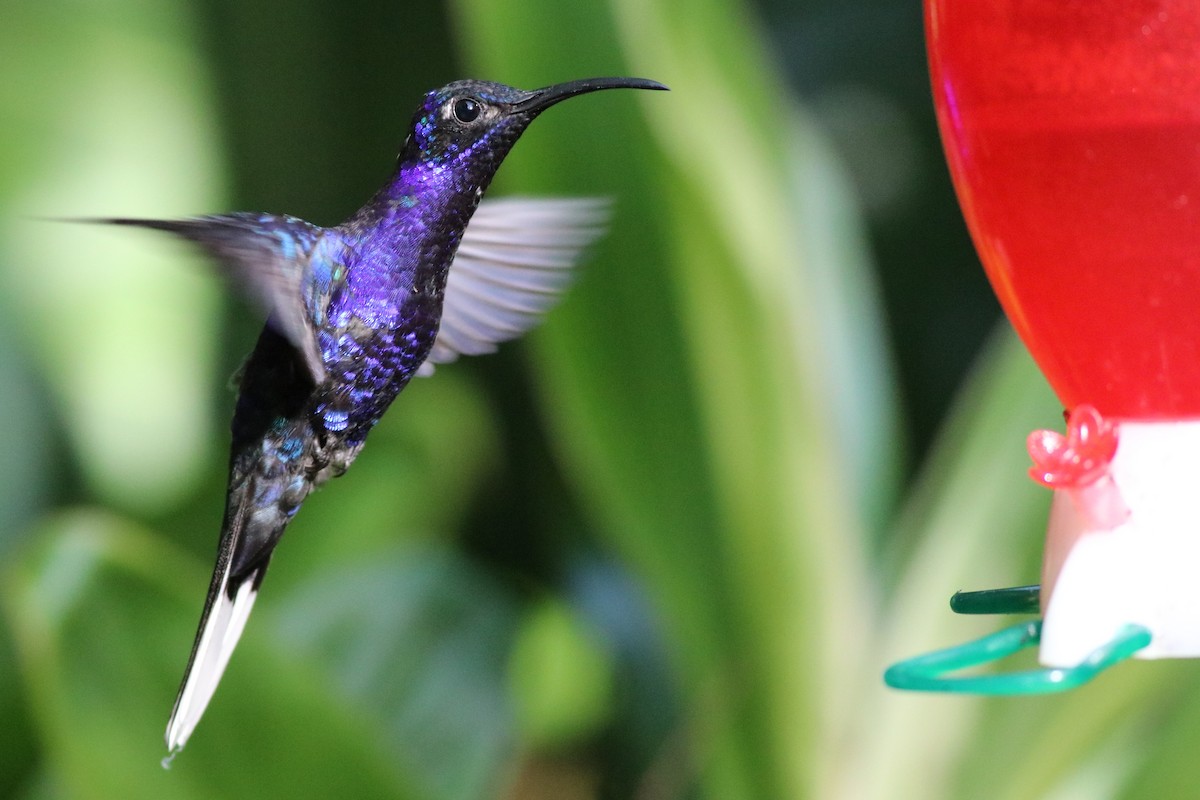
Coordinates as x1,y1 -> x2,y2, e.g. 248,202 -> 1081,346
887,2 -> 1200,691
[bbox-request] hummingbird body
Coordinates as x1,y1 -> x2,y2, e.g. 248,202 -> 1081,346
99,77 -> 666,756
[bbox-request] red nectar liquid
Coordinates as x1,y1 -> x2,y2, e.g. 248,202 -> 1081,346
927,1 -> 1200,418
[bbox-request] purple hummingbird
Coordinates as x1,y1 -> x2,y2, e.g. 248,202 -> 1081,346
98,76 -> 666,755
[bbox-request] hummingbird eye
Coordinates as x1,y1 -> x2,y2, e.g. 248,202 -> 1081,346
452,97 -> 481,123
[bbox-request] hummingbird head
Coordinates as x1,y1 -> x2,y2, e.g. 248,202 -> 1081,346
401,77 -> 668,173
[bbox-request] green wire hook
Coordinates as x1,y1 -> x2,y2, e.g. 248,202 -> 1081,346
884,584 -> 1152,694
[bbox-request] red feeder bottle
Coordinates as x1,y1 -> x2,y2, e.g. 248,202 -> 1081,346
928,1 -> 1200,665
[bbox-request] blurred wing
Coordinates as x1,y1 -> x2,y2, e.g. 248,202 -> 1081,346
419,197 -> 610,376
96,214 -> 328,384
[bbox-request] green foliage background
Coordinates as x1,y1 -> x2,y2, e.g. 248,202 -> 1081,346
3,1 -> 1199,798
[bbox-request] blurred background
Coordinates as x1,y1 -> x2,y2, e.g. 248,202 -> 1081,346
3,0 -> 1199,798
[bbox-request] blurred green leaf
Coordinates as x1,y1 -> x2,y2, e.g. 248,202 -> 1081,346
0,316 -> 53,558
4,510 -> 420,800
272,547 -> 522,800
509,596 -> 614,750
0,616 -> 38,799
454,0 -> 896,796
0,1 -> 223,512
561,556 -> 683,796
1114,669 -> 1200,800
954,658 -> 1192,800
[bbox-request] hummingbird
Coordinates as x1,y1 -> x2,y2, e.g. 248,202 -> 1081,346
97,76 -> 667,756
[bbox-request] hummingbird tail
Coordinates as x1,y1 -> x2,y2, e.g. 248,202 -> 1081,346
164,566 -> 263,756
164,480 -> 274,757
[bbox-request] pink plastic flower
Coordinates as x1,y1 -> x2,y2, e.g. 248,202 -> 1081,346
1027,404 -> 1119,489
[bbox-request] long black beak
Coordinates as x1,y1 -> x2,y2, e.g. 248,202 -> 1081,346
512,77 -> 668,115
